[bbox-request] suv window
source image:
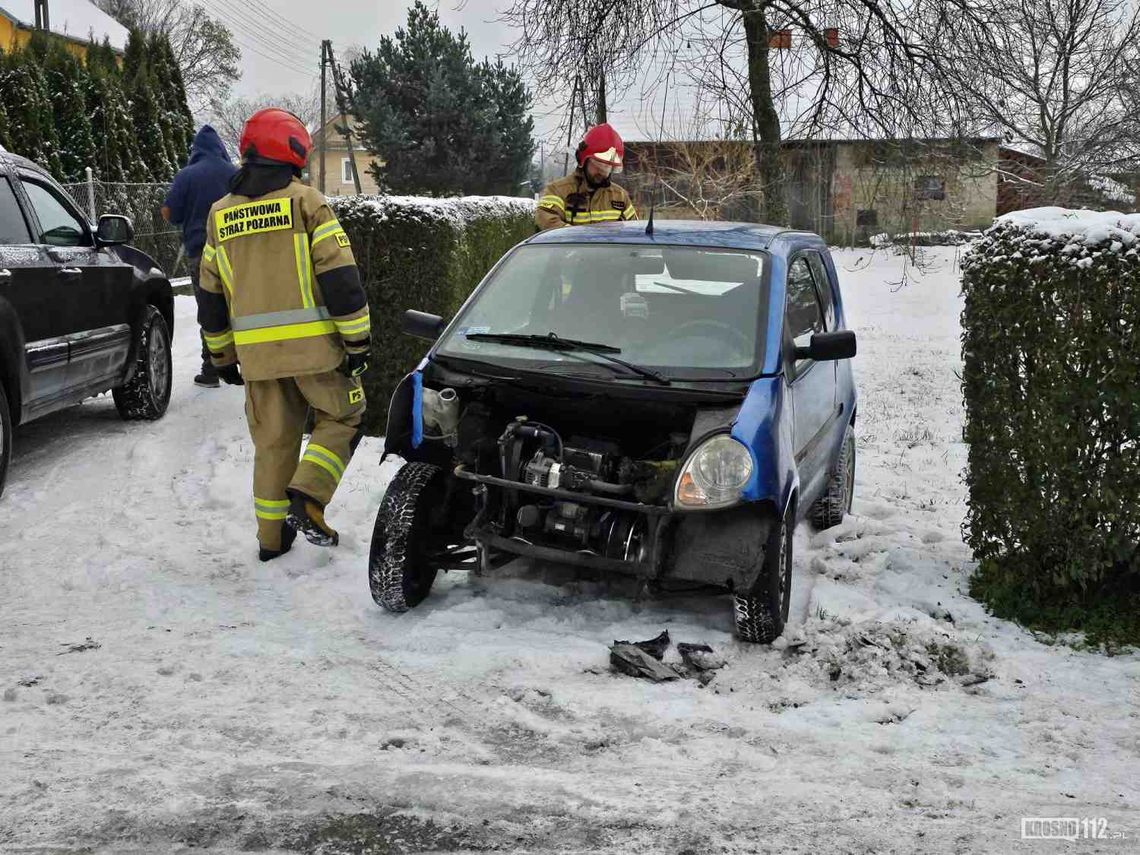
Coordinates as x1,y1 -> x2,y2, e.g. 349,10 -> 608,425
21,179 -> 89,247
0,177 -> 31,244
806,253 -> 836,330
786,257 -> 825,348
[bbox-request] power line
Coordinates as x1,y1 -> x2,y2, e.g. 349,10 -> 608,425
196,0 -> 316,68
201,0 -> 319,59
243,0 -> 325,46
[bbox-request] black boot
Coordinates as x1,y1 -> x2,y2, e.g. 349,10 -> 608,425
194,360 -> 219,388
259,521 -> 297,562
286,490 -> 339,547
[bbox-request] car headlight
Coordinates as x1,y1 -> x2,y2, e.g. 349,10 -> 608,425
674,434 -> 753,509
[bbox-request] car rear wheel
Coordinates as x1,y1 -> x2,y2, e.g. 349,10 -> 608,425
369,462 -> 448,612
810,425 -> 855,530
733,507 -> 793,644
0,382 -> 11,499
113,305 -> 172,421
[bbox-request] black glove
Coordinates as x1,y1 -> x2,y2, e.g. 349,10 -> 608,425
339,351 -> 369,378
217,363 -> 244,386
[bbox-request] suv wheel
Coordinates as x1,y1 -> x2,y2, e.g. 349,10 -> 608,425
0,382 -> 11,498
369,463 -> 448,612
810,425 -> 855,530
733,508 -> 794,644
113,305 -> 172,421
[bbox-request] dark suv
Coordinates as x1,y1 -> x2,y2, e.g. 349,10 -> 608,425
0,149 -> 174,496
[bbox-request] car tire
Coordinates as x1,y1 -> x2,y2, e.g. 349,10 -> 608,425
809,425 -> 855,530
113,305 -> 172,421
733,507 -> 793,644
0,381 -> 11,499
369,462 -> 447,613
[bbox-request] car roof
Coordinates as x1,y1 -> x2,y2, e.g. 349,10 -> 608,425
524,219 -> 825,253
0,148 -> 55,182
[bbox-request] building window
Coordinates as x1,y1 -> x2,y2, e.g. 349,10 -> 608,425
915,175 -> 946,201
341,158 -> 354,184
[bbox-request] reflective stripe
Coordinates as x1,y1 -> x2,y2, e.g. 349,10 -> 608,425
216,246 -> 235,296
302,442 -> 345,482
202,244 -> 217,262
569,210 -> 622,224
233,319 -> 337,345
540,195 -> 566,212
254,497 -> 289,520
621,206 -> 637,220
335,313 -> 371,336
232,307 -> 331,331
203,329 -> 234,348
311,220 -> 346,247
294,234 -> 315,308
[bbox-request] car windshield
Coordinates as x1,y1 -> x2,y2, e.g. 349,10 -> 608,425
436,243 -> 769,379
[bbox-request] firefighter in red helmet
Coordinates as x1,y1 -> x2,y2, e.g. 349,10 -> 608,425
197,108 -> 371,561
536,123 -> 638,230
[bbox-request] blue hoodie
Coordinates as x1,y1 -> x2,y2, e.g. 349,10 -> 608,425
164,126 -> 237,259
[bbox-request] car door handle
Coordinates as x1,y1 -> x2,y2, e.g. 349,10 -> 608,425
0,268 -> 10,282
58,267 -> 83,281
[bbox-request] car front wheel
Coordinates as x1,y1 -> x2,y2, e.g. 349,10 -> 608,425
113,305 -> 172,421
369,462 -> 449,612
733,507 -> 793,644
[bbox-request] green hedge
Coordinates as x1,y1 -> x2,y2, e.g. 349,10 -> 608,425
961,211 -> 1140,630
330,195 -> 536,434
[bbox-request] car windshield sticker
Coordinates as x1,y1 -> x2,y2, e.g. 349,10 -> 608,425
215,198 -> 293,243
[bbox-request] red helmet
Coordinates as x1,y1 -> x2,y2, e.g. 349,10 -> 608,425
576,123 -> 624,170
239,108 -> 312,169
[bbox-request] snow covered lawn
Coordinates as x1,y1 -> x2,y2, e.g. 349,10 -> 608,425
2,248 -> 1137,853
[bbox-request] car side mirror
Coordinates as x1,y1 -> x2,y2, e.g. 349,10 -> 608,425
402,310 -> 447,341
795,330 -> 857,362
96,214 -> 133,246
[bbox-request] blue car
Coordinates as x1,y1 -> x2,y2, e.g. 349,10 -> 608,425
372,220 -> 857,643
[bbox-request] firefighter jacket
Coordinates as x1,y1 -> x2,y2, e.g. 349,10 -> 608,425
536,170 -> 638,230
197,178 -> 370,381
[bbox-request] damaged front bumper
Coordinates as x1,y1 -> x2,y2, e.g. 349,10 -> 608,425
454,465 -> 777,594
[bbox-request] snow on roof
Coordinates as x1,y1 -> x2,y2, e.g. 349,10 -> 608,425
0,0 -> 129,51
996,207 -> 1140,247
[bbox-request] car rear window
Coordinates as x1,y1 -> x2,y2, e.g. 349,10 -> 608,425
0,178 -> 31,245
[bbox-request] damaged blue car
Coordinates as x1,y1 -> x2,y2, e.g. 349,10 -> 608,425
371,220 -> 857,643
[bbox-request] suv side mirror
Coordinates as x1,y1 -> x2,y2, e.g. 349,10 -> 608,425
96,214 -> 133,246
795,330 -> 857,362
402,310 -> 447,341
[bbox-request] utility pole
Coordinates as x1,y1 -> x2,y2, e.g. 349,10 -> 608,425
34,0 -> 49,30
562,75 -> 580,176
319,41 -> 328,195
326,42 -> 362,195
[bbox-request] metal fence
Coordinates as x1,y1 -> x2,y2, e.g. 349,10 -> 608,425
61,172 -> 187,277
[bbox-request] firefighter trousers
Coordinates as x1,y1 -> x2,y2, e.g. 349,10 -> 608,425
245,369 -> 366,549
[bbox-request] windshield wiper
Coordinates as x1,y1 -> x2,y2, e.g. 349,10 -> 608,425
466,332 -> 671,385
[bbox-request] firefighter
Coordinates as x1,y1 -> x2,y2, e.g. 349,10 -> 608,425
536,123 -> 638,230
198,108 -> 371,561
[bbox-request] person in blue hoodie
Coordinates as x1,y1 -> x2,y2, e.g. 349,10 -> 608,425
162,125 -> 238,387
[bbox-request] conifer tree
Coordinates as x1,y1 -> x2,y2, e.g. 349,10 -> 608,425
41,40 -> 97,182
85,38 -> 148,182
123,30 -> 172,179
0,47 -> 64,176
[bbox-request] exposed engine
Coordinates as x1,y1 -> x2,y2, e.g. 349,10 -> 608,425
494,415 -> 685,562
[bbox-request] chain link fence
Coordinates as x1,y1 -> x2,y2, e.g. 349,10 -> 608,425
60,176 -> 188,278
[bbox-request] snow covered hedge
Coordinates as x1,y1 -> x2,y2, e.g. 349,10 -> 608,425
330,194 -> 536,434
961,208 -> 1140,615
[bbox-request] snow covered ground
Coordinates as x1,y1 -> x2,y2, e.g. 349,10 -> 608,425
2,248 -> 1137,854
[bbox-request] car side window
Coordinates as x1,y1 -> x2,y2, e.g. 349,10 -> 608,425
0,177 -> 31,245
20,179 -> 90,247
786,257 -> 825,351
806,253 -> 836,330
